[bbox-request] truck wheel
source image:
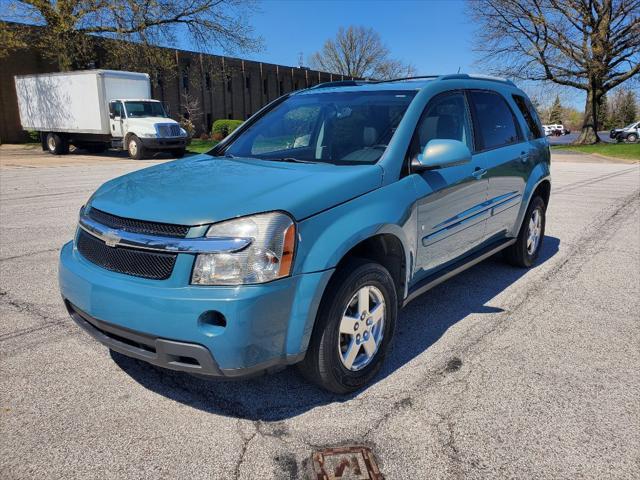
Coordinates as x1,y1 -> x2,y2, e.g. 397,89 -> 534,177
626,133 -> 638,143
46,133 -> 69,155
298,259 -> 397,394
127,135 -> 145,160
173,148 -> 186,158
504,196 -> 546,268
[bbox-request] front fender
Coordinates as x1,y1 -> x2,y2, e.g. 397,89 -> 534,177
293,176 -> 417,295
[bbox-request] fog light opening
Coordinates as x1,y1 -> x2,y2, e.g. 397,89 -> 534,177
198,310 -> 227,328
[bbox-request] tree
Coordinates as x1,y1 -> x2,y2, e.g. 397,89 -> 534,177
618,90 -> 638,124
469,0 -> 640,144
309,26 -> 415,80
608,88 -> 638,126
0,0 -> 260,71
549,95 -> 564,123
598,94 -> 609,129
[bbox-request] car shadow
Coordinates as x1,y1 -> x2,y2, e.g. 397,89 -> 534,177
112,236 -> 560,420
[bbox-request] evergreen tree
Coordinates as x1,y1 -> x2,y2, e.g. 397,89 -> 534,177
549,95 -> 563,124
619,91 -> 637,125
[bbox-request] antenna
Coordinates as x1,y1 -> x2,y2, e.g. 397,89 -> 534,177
298,52 -> 304,68
457,66 -> 461,73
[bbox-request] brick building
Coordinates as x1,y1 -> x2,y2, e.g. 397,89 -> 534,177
0,42 -> 353,143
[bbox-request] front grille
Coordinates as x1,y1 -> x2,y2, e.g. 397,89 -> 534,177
77,230 -> 177,280
87,208 -> 189,238
157,124 -> 181,137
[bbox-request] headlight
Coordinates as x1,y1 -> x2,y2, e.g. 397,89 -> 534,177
191,212 -> 296,285
180,128 -> 188,137
140,132 -> 157,138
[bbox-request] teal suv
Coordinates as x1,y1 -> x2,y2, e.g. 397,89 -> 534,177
59,74 -> 550,393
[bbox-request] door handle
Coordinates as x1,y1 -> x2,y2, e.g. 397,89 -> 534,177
519,151 -> 529,163
472,167 -> 487,179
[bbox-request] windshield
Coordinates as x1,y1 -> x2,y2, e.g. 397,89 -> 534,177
624,122 -> 638,129
222,90 -> 417,165
124,101 -> 168,118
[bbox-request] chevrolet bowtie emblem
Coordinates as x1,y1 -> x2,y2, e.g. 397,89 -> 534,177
103,230 -> 121,248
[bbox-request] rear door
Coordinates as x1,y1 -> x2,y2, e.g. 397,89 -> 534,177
411,91 -> 489,280
467,90 -> 528,241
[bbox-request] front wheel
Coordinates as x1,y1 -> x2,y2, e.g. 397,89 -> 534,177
298,259 -> 397,394
504,196 -> 546,268
127,135 -> 145,160
626,133 -> 638,143
172,148 -> 186,158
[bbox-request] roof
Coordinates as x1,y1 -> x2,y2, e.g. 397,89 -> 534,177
296,74 -> 516,95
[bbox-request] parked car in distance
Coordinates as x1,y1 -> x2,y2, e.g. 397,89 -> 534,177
59,74 -> 551,393
15,70 -> 188,159
610,121 -> 639,143
543,124 -> 568,136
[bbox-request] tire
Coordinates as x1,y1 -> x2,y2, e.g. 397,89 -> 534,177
298,259 -> 397,394
504,196 -> 546,268
46,132 -> 69,155
626,133 -> 638,143
127,135 -> 145,160
172,148 -> 186,158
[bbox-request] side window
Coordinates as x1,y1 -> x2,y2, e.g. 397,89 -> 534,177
469,90 -> 521,150
413,91 -> 473,157
110,101 -> 124,118
513,94 -> 543,139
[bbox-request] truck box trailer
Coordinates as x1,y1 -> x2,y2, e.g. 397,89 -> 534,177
14,70 -> 187,159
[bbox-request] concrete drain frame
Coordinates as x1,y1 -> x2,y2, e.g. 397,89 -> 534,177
312,445 -> 383,480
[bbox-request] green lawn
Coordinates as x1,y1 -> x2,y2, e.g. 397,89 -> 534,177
552,143 -> 640,161
187,139 -> 218,154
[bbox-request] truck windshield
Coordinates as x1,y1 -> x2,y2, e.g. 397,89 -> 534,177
222,90 -> 417,165
124,101 -> 168,118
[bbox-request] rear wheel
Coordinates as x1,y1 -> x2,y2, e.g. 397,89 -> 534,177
46,133 -> 69,155
504,196 -> 546,268
298,259 -> 397,394
127,135 -> 145,160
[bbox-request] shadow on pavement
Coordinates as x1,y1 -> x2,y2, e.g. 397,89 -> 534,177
112,236 -> 560,420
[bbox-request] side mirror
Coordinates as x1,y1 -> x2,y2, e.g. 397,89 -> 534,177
109,112 -> 115,119
412,139 -> 471,171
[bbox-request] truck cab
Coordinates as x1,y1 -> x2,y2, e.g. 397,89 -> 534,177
108,99 -> 188,159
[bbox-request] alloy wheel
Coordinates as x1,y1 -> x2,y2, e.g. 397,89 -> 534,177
338,285 -> 385,371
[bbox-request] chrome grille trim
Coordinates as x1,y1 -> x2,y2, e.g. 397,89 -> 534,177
78,210 -> 252,254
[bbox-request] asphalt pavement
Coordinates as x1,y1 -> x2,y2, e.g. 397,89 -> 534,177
1,147 -> 639,479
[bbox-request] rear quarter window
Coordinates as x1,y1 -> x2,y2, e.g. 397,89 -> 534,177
468,90 -> 522,151
513,94 -> 544,139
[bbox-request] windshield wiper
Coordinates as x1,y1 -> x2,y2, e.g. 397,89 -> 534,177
269,157 -> 317,164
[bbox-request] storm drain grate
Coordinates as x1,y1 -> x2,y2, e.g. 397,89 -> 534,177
312,446 -> 383,480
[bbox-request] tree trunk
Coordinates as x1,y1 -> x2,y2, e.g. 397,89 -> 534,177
575,86 -> 601,144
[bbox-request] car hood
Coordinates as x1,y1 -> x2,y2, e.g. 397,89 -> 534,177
127,117 -> 177,128
89,155 -> 384,225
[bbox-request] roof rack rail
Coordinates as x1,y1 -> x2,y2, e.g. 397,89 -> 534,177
438,74 -> 515,86
309,80 -> 368,89
373,75 -> 440,84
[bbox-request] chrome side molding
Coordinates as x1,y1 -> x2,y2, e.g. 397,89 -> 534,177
78,214 -> 251,254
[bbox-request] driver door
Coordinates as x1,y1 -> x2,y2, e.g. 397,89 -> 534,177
411,91 -> 489,282
109,101 -> 125,138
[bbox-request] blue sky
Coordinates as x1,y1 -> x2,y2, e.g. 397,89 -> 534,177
180,0 -> 587,108
241,0 -> 473,75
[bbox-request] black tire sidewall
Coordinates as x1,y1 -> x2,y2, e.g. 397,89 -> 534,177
517,197 -> 546,267
313,260 -> 397,393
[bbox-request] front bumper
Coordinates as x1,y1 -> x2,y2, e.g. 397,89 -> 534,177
140,137 -> 187,149
59,241 -> 333,378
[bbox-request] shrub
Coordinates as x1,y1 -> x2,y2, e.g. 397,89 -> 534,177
211,119 -> 243,140
26,130 -> 40,143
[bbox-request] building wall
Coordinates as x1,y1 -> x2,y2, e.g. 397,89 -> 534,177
0,45 -> 353,143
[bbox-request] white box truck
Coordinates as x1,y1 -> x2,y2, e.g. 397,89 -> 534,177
14,70 -> 188,159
